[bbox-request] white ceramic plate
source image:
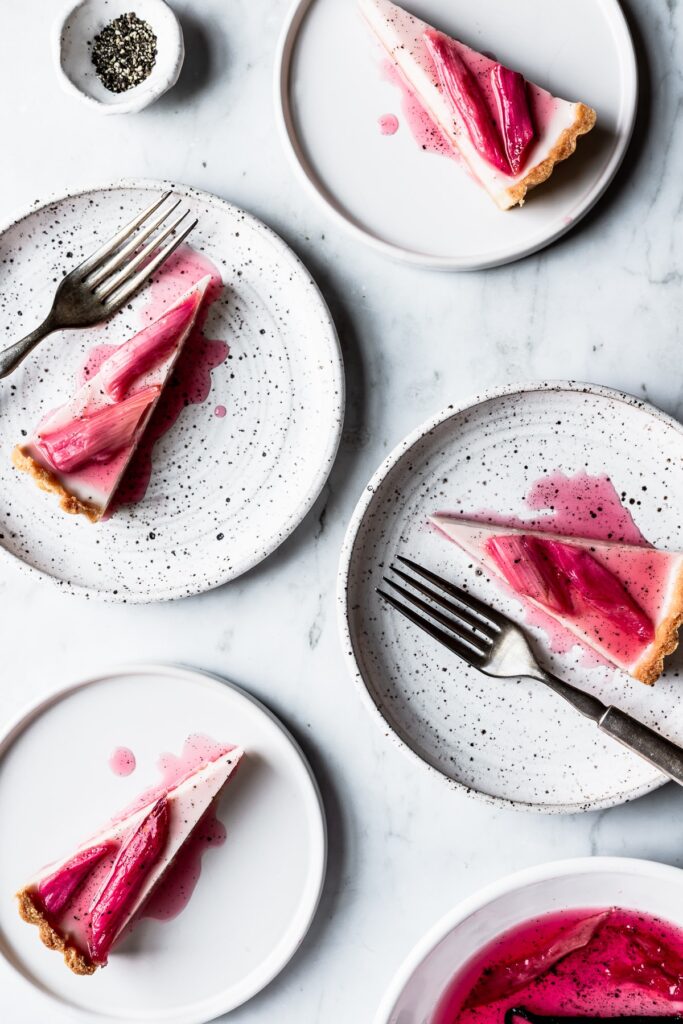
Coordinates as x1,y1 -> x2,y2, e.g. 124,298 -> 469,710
0,664 -> 326,1023
338,382 -> 683,812
276,0 -> 637,269
375,857 -> 683,1024
0,181 -> 344,602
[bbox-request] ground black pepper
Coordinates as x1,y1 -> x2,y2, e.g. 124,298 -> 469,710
90,12 -> 158,94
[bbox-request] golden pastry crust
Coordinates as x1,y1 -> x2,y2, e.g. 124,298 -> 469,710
500,103 -> 597,210
632,564 -> 683,686
11,445 -> 103,523
16,889 -> 98,976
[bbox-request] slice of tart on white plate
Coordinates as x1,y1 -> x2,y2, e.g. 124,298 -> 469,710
431,515 -> 683,685
12,275 -> 211,523
359,0 -> 597,210
17,744 -> 243,975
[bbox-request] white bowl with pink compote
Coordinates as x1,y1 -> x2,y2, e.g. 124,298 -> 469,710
375,857 -> 683,1024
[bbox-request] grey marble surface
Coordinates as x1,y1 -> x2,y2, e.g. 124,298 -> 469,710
1,0 -> 683,1021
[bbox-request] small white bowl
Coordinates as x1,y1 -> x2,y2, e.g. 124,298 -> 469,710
52,0 -> 184,114
375,857 -> 683,1024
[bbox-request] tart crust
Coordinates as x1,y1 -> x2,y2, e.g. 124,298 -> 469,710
16,888 -> 97,976
500,102 -> 597,210
12,445 -> 103,523
632,563 -> 683,686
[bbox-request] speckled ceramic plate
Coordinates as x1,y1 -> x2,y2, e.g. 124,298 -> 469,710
0,181 -> 344,602
0,664 -> 326,1024
338,382 -> 683,812
276,0 -> 636,270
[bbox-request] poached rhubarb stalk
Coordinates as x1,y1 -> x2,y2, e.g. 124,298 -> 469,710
36,843 -> 118,917
423,29 -> 510,174
88,797 -> 170,965
487,534 -> 573,614
465,911 -> 610,1008
487,534 -> 655,643
36,386 -> 160,474
490,64 -> 535,174
100,292 -> 203,401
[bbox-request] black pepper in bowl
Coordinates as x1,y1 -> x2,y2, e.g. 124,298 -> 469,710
91,12 -> 157,94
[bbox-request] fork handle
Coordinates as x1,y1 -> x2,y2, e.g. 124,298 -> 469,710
599,706 -> 683,786
0,315 -> 56,379
538,670 -> 683,785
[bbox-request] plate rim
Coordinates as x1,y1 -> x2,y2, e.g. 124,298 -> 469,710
337,379 -> 683,814
0,661 -> 328,1024
0,177 -> 345,603
274,0 -> 638,271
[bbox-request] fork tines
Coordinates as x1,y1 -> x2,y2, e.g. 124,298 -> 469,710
377,556 -> 503,669
77,191 -> 198,309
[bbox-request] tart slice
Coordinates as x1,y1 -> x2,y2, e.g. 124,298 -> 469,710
12,276 -> 211,522
431,516 -> 683,684
359,0 -> 597,209
17,744 -> 243,975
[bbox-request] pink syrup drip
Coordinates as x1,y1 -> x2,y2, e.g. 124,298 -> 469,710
114,733 -> 235,822
444,472 -> 651,661
214,404 -> 227,418
109,747 -> 136,777
78,246 -> 230,515
382,59 -> 459,161
433,907 -> 683,1024
141,804 -> 227,921
379,112 -> 400,135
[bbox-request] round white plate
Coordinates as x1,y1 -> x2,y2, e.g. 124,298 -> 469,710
276,0 -> 637,269
0,664 -> 326,1023
0,180 -> 344,602
338,382 -> 683,813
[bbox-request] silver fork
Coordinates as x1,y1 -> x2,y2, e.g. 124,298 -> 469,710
0,191 -> 197,379
378,555 -> 683,786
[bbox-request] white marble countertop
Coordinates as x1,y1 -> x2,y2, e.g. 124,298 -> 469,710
2,1 -> 683,1021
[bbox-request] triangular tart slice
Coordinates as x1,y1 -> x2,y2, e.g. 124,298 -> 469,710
431,515 -> 683,684
16,744 -> 243,975
12,275 -> 211,522
359,0 -> 596,209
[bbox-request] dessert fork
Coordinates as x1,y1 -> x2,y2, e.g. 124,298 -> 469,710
0,191 -> 197,379
378,556 -> 683,785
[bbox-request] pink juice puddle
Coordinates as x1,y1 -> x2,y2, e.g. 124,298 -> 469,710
379,112 -> 400,135
109,746 -> 136,777
79,246 -> 230,514
214,404 -> 227,418
433,907 -> 683,1024
141,803 -> 227,922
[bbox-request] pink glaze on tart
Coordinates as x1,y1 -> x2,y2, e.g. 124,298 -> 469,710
431,514 -> 683,684
434,907 -> 683,1024
16,737 -> 243,975
13,275 -> 211,522
359,0 -> 596,209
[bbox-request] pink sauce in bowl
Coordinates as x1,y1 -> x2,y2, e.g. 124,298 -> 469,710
434,908 -> 683,1024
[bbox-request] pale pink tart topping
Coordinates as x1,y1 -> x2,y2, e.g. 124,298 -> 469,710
431,516 -> 683,684
16,742 -> 243,975
12,275 -> 211,522
359,0 -> 596,209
